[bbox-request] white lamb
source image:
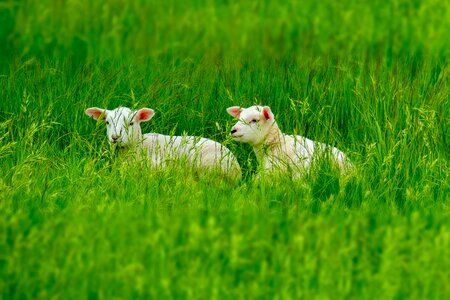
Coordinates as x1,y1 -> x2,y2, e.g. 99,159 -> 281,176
85,106 -> 242,179
226,105 -> 352,178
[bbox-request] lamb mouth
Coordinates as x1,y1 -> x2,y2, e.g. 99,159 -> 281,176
110,140 -> 125,146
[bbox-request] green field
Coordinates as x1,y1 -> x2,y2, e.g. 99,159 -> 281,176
1,0 -> 449,299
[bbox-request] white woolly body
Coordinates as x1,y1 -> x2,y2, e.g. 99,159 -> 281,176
227,105 -> 351,177
86,106 -> 241,179
253,132 -> 350,176
137,133 -> 241,178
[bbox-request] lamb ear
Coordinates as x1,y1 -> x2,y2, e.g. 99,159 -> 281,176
226,106 -> 242,118
262,106 -> 274,121
85,107 -> 106,120
134,108 -> 155,122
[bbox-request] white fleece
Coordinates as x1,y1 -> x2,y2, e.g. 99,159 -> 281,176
227,105 -> 351,177
86,106 -> 241,179
136,133 -> 242,178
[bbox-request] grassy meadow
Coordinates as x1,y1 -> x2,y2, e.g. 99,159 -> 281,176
1,0 -> 449,298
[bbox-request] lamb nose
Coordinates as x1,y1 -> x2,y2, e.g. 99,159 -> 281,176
231,128 -> 237,134
112,134 -> 120,140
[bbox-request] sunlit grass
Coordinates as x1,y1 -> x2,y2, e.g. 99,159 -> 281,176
0,0 -> 449,298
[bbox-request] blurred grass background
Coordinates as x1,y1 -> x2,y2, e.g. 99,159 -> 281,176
0,0 -> 449,298
1,0 -> 449,61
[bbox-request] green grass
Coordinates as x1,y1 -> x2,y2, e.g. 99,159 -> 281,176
1,0 -> 449,299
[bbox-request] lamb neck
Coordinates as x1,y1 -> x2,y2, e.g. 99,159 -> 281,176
252,122 -> 284,161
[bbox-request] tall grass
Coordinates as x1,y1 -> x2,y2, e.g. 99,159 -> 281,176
0,0 -> 449,298
2,0 -> 449,62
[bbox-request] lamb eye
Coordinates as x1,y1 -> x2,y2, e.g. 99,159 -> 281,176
251,119 -> 258,123
106,121 -> 110,125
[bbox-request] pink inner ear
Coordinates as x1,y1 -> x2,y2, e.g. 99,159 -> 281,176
136,109 -> 154,121
227,107 -> 241,118
263,107 -> 271,120
87,108 -> 105,120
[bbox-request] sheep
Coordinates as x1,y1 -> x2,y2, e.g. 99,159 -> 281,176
226,105 -> 352,178
85,106 -> 242,179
